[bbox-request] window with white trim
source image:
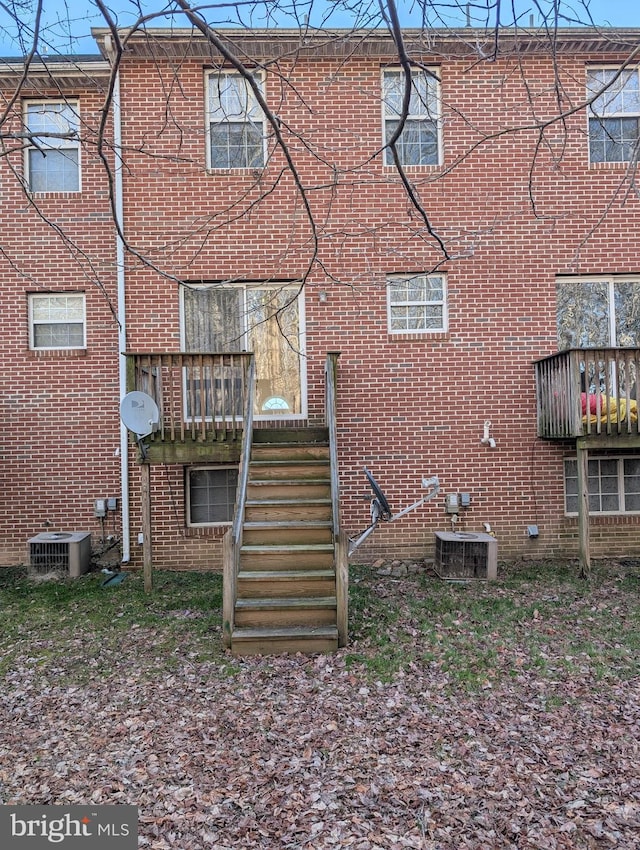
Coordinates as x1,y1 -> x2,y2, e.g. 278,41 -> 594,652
564,456 -> 640,515
382,68 -> 440,166
387,273 -> 447,333
186,466 -> 238,526
24,101 -> 80,192
29,293 -> 86,350
181,282 -> 304,417
556,276 -> 640,349
206,71 -> 265,169
587,68 -> 640,163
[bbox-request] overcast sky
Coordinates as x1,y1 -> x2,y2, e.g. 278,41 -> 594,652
0,0 -> 637,57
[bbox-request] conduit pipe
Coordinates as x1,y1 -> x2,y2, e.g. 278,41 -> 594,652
104,37 -> 131,563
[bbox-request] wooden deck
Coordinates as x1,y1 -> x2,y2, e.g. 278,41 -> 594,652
125,352 -> 253,462
535,347 -> 640,445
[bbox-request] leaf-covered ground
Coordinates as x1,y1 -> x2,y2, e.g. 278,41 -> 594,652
0,562 -> 639,849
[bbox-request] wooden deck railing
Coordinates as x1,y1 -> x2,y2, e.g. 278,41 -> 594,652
325,351 -> 347,648
222,356 -> 256,649
125,352 -> 254,442
535,348 -> 640,439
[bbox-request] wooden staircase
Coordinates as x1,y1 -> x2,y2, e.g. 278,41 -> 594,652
230,427 -> 340,655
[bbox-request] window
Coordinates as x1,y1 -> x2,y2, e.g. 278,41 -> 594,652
206,71 -> 265,169
24,101 -> 80,191
564,456 -> 640,515
382,68 -> 440,166
29,293 -> 86,350
387,274 -> 447,333
556,276 -> 640,349
182,283 -> 304,417
187,466 -> 238,526
587,68 -> 640,163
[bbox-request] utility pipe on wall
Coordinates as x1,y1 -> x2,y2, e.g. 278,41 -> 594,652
104,38 -> 131,563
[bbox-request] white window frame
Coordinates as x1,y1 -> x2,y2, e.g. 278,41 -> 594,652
564,456 -> 640,516
386,273 -> 448,334
28,293 -> 86,351
205,70 -> 266,170
587,67 -> 640,164
556,274 -> 640,349
180,282 -> 308,422
24,100 -> 81,192
381,67 -> 441,167
186,465 -> 238,527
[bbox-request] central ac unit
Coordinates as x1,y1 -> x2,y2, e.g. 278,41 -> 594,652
28,532 -> 92,578
434,531 -> 497,581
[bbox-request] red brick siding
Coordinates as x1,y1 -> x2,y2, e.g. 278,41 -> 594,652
2,41 -> 640,569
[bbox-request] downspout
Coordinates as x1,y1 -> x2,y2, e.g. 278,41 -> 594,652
105,37 -> 130,563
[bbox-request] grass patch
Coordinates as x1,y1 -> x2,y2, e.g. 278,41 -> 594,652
0,567 -> 229,683
347,560 -> 640,689
1,559 -> 638,692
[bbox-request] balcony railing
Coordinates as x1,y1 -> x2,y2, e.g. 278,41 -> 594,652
125,352 -> 254,443
535,348 -> 640,439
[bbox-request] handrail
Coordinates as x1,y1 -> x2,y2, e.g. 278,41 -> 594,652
325,351 -> 347,647
222,354 -> 255,649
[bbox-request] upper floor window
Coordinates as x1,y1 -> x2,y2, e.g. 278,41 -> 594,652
24,101 -> 80,192
387,273 -> 447,333
587,68 -> 640,163
556,276 -> 640,349
382,68 -> 440,166
206,71 -> 265,169
29,293 -> 86,350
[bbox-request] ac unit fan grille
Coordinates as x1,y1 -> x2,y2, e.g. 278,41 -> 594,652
30,541 -> 72,574
434,532 -> 497,581
28,532 -> 92,578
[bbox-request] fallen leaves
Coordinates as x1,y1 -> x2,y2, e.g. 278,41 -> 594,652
1,563 -> 639,848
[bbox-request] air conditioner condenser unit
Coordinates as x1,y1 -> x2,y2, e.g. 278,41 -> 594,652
28,532 -> 92,578
434,531 -> 497,581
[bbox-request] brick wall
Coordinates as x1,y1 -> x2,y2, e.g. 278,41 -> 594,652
0,84 -> 121,565
2,35 -> 640,570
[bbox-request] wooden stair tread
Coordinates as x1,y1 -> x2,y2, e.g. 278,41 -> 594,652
245,498 -> 331,505
241,543 -> 334,552
252,442 -> 328,448
248,478 -> 332,485
236,596 -> 336,609
238,569 -> 335,579
232,625 -> 338,639
250,459 -> 329,466
252,428 -> 329,443
243,520 -> 332,528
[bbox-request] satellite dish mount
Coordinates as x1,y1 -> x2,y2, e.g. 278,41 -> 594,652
348,467 -> 440,556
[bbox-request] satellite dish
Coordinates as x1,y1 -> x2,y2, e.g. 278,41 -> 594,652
120,391 -> 159,437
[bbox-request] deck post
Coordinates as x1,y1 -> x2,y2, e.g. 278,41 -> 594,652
576,441 -> 590,578
140,462 -> 153,592
336,530 -> 349,647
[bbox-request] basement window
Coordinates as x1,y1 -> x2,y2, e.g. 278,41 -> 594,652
186,466 -> 238,526
564,456 -> 640,515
